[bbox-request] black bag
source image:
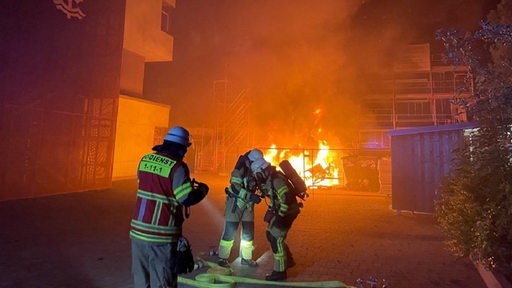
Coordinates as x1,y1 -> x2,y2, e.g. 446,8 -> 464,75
175,236 -> 195,274
263,209 -> 275,223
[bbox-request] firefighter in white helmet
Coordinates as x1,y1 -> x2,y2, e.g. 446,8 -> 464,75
251,158 -> 299,281
130,126 -> 209,288
216,149 -> 265,268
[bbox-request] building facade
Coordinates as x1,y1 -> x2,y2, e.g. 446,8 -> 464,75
359,43 -> 471,150
351,43 -> 472,193
113,0 -> 176,179
0,1 -> 177,200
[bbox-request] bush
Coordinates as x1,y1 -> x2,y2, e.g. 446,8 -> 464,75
435,0 -> 512,282
436,137 -> 512,281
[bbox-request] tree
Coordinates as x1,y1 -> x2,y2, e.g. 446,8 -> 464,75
434,0 -> 512,282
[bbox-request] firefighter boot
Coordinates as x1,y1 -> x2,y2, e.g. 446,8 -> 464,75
217,258 -> 230,268
240,239 -> 257,267
218,239 -> 233,268
265,270 -> 287,281
241,258 -> 258,267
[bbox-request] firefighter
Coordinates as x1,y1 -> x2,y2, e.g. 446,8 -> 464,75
217,149 -> 265,268
251,158 -> 299,281
130,126 -> 209,288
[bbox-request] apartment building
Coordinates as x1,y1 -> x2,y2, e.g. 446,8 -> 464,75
113,0 -> 176,179
359,43 -> 471,150
0,1 -> 177,200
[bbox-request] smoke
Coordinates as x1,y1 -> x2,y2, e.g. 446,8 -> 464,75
213,1 -> 359,147
170,0 -> 499,147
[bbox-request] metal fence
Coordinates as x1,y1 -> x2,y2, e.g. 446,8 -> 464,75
0,99 -> 117,201
254,147 -> 391,193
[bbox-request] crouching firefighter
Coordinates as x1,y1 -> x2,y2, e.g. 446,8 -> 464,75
251,158 -> 300,281
130,126 -> 209,288
217,149 -> 265,268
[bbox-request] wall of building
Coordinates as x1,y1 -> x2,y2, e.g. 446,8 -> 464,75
120,49 -> 146,97
123,0 -> 174,62
0,1 -> 126,201
114,0 -> 176,180
112,96 -> 170,179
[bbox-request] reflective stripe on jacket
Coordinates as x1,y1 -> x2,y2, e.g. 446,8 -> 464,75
267,172 -> 300,217
130,152 -> 190,243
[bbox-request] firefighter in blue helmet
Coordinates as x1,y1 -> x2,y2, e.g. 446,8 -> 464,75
251,158 -> 299,281
217,149 -> 265,268
130,126 -> 209,288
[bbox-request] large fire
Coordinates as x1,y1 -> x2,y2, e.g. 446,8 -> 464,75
263,140 -> 343,188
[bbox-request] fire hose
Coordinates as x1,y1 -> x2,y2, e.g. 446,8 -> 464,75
178,259 -> 355,288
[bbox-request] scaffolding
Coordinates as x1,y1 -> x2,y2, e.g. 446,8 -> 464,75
193,80 -> 252,174
359,43 -> 473,149
259,146 -> 391,193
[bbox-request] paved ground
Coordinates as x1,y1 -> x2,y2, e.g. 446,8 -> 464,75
0,172 -> 487,288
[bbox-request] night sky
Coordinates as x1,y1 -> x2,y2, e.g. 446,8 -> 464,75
164,0 -> 501,147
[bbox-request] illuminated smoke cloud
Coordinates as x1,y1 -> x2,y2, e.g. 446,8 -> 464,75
170,0 -> 499,147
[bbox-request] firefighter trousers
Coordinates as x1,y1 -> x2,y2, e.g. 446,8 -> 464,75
266,212 -> 298,272
218,197 -> 255,260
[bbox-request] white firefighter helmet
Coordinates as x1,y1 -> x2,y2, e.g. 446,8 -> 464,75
164,126 -> 191,147
250,157 -> 270,174
247,149 -> 264,163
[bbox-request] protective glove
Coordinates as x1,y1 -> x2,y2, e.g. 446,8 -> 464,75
248,192 -> 262,204
196,182 -> 209,194
246,176 -> 258,193
191,178 -> 209,194
181,179 -> 209,206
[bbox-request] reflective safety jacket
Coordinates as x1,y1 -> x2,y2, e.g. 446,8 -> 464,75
262,171 -> 300,217
130,152 -> 194,244
226,154 -> 258,210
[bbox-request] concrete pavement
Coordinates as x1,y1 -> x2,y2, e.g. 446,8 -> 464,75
0,173 -> 486,288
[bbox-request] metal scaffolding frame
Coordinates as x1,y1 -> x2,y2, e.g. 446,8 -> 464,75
193,80 -> 253,174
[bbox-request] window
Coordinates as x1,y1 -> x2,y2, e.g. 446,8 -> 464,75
395,100 -> 431,116
161,2 -> 173,35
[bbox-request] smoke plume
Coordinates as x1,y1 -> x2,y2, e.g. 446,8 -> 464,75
170,0 -> 499,147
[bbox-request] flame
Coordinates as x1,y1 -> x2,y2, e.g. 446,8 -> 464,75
263,140 -> 341,188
